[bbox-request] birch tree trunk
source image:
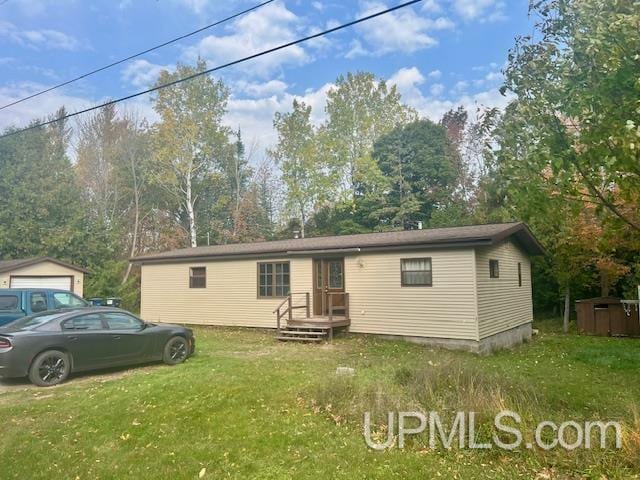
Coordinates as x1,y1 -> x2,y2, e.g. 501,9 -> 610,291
121,185 -> 139,285
563,285 -> 571,333
299,203 -> 306,238
186,173 -> 197,247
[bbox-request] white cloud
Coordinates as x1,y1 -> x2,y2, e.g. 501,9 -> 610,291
427,69 -> 442,79
453,80 -> 469,93
472,69 -> 504,88
122,59 -> 173,89
0,81 -> 157,152
349,1 -> 453,57
0,81 -> 94,134
7,0 -> 76,17
452,0 -> 507,22
172,0 -> 209,14
484,71 -> 503,83
234,79 -> 289,98
183,2 -> 308,78
421,0 -> 443,13
388,66 -> 426,104
383,66 -> 513,122
345,39 -> 368,60
430,83 -> 444,96
0,20 -> 81,51
225,82 -> 334,155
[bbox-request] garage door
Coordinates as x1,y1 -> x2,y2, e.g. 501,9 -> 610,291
10,276 -> 73,290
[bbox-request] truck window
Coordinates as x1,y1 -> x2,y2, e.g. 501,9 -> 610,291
0,295 -> 19,311
30,292 -> 48,313
53,292 -> 88,309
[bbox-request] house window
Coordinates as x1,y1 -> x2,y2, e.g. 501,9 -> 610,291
489,259 -> 500,278
401,258 -> 432,286
518,262 -> 522,287
258,262 -> 290,297
189,267 -> 206,288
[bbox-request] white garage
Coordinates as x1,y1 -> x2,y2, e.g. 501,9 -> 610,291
0,257 -> 89,296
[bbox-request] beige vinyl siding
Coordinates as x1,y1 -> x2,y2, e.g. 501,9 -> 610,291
140,257 -> 312,328
475,240 -> 533,339
0,261 -> 84,296
345,249 -> 478,340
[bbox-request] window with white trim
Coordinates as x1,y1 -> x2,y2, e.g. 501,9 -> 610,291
401,258 -> 432,286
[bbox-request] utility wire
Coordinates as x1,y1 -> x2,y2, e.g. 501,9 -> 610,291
0,0 -> 275,111
0,0 -> 423,140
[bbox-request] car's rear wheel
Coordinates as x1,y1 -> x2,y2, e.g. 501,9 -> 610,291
29,350 -> 71,387
163,336 -> 189,365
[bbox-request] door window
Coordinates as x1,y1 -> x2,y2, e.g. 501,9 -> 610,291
104,313 -> 144,330
315,261 -> 323,288
328,261 -> 343,289
30,292 -> 48,313
63,314 -> 104,330
0,295 -> 19,311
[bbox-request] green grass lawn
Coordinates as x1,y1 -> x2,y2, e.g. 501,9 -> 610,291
1,320 -> 639,479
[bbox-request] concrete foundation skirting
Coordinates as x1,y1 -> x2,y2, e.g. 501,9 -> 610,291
376,322 -> 533,355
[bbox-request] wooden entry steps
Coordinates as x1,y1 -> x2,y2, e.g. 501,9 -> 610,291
275,326 -> 332,342
273,292 -> 350,343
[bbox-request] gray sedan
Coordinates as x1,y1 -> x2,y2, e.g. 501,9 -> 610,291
0,308 -> 195,386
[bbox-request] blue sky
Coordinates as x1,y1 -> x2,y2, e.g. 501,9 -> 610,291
0,0 -> 532,155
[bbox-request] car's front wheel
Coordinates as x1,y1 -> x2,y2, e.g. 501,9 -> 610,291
163,336 -> 189,365
29,350 -> 71,387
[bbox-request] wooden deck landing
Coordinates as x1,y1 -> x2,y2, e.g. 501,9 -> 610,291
286,315 -> 350,329
274,293 -> 350,342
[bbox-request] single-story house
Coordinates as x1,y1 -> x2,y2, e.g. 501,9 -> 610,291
132,222 -> 544,353
0,257 -> 89,296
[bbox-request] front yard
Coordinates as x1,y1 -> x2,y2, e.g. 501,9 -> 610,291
1,321 -> 639,479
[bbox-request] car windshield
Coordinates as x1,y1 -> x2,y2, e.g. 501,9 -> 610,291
7,312 -> 66,330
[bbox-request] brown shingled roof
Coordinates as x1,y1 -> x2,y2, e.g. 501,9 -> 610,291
0,257 -> 90,274
132,222 -> 544,263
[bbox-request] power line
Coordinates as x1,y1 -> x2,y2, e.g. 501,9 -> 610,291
0,0 -> 275,111
0,0 -> 423,140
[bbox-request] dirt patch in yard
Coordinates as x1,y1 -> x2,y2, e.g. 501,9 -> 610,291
0,363 -> 163,396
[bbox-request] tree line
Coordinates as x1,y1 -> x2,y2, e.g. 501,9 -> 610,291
1,0 -> 638,321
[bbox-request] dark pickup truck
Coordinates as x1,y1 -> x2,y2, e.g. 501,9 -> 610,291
0,289 -> 89,326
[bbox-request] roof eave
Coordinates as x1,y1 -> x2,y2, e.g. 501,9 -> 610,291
0,257 -> 91,275
131,239 -> 496,264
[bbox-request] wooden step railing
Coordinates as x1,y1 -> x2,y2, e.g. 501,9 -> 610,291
327,292 -> 350,322
273,292 -> 310,335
